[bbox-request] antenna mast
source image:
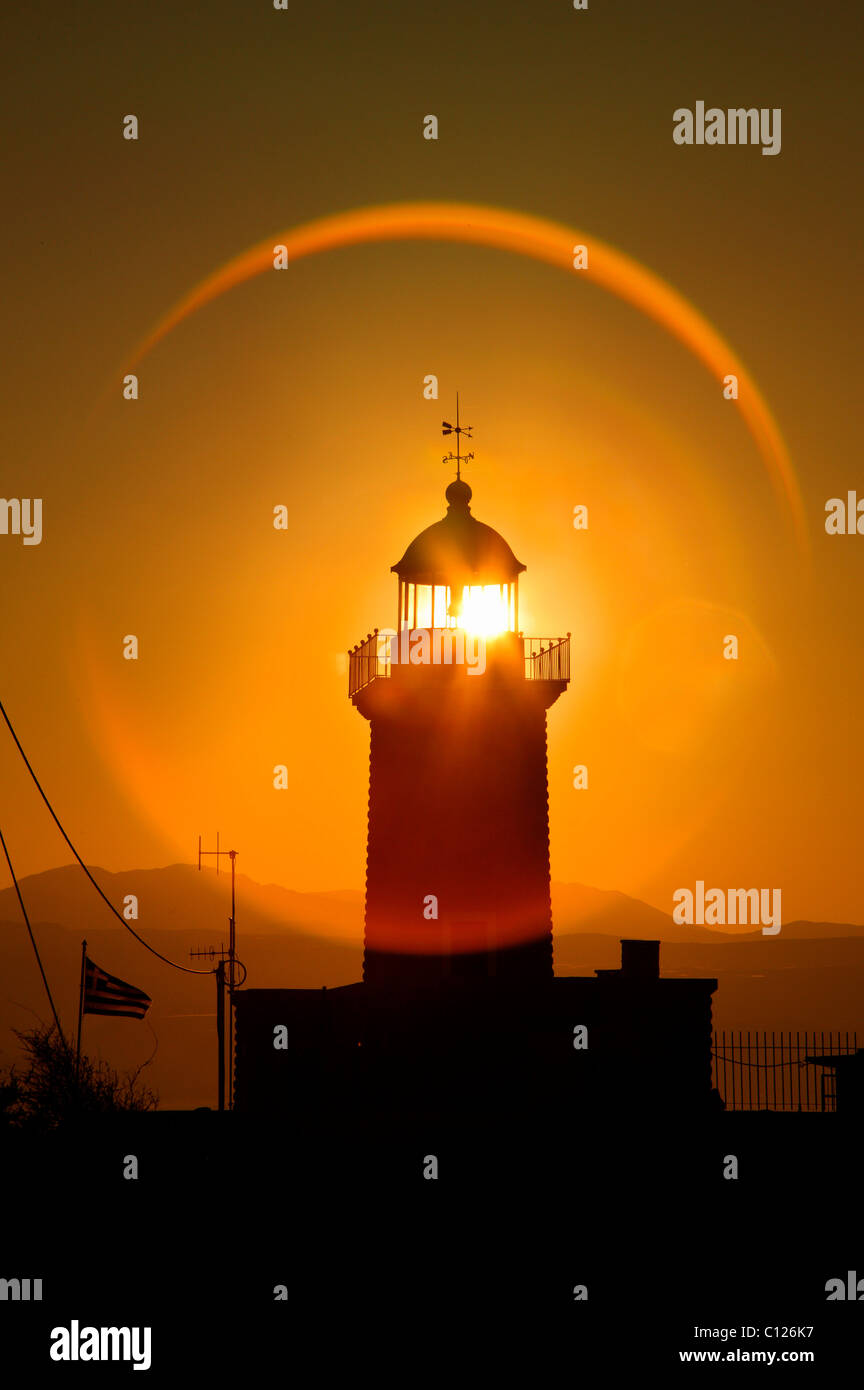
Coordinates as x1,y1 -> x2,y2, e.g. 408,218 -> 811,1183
193,834 -> 244,1109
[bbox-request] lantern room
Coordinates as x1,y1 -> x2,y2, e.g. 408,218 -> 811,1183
391,478 -> 525,637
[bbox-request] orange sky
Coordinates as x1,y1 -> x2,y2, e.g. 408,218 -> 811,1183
1,0 -> 862,928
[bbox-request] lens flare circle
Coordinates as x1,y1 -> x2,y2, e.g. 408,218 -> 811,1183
93,201 -> 806,952
128,199 -> 807,554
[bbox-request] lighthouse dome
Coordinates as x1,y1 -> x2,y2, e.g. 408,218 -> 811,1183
391,483 -> 526,585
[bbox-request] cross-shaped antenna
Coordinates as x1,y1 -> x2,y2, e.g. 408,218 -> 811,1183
442,392 -> 474,481
197,833 -> 241,1110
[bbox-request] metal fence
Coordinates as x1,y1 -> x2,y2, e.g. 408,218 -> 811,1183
712,1030 -> 858,1112
524,636 -> 570,683
349,630 -> 572,694
348,629 -> 390,697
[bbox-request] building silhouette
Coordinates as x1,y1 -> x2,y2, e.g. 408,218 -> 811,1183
233,476 -> 718,1119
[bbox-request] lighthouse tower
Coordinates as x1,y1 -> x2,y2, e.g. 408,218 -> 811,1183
233,422 -> 719,1121
349,432 -> 569,990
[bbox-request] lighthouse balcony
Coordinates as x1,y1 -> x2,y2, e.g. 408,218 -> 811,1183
348,629 -> 570,698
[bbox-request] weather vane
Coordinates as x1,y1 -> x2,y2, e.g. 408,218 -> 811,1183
442,392 -> 474,481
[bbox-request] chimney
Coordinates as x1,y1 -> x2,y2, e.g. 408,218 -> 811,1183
619,939 -> 660,981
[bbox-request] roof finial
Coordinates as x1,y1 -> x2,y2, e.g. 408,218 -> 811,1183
442,392 -> 474,482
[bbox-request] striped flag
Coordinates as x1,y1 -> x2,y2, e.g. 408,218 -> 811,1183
83,956 -> 151,1019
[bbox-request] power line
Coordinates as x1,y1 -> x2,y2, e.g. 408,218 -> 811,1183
0,821 -> 66,1040
0,697 -> 211,977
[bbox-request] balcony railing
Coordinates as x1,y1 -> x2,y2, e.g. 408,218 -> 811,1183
524,636 -> 570,683
349,630 -> 389,697
348,630 -> 571,697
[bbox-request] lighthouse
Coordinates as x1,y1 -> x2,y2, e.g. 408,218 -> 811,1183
349,420 -> 569,989
232,415 -> 718,1122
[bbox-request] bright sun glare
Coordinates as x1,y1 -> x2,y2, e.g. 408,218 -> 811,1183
455,585 -> 511,637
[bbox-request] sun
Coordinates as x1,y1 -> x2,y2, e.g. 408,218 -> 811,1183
455,584 -> 511,637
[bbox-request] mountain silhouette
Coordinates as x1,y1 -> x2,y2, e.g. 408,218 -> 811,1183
5,862 -> 860,946
1,863 -> 862,1109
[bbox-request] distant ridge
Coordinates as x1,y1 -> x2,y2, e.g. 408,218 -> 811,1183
2,864 -> 863,1111
1,864 -> 861,945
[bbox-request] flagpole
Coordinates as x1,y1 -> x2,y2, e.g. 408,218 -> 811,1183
76,938 -> 87,1073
